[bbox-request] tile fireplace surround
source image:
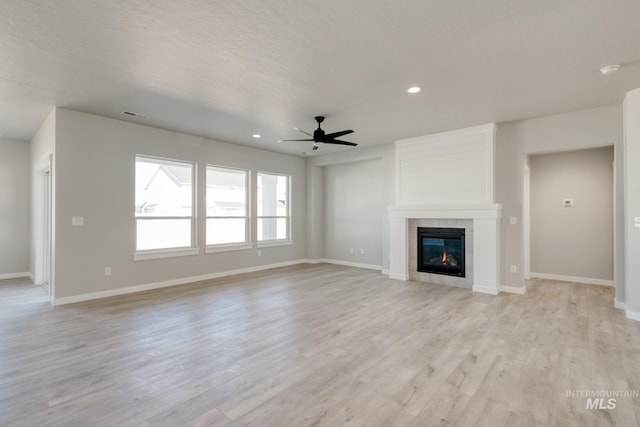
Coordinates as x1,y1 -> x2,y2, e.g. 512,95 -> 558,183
388,204 -> 502,294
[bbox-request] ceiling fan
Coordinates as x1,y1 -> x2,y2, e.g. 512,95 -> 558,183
279,116 -> 356,151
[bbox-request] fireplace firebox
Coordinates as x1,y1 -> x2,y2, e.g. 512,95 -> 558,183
417,227 -> 465,277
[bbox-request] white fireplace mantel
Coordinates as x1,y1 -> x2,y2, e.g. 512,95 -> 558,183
388,203 -> 502,295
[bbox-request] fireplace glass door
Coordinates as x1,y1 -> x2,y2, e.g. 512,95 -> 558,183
417,227 -> 465,277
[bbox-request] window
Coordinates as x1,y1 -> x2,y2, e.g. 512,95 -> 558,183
135,156 -> 195,252
257,172 -> 290,242
206,166 -> 249,247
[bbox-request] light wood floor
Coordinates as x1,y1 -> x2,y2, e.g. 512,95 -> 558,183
2,264 -> 640,426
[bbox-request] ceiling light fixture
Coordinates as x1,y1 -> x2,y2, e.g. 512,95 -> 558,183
252,134 -> 261,138
600,64 -> 620,75
407,86 -> 422,94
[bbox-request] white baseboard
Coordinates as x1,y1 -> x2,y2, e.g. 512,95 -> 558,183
0,272 -> 31,281
381,269 -> 389,275
319,259 -> 382,271
613,299 -> 640,322
389,273 -> 409,281
500,285 -> 526,295
52,259 -> 308,306
472,285 -> 500,295
530,272 -> 614,287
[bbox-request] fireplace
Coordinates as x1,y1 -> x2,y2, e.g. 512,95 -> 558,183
417,227 -> 465,277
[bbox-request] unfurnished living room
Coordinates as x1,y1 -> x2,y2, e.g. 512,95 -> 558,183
2,1 -> 640,426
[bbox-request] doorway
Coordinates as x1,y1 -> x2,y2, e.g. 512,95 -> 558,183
523,146 -> 614,286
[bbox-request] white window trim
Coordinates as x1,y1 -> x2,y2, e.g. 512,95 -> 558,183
135,155 -> 198,257
257,171 -> 292,243
256,239 -> 293,248
205,165 -> 251,249
205,242 -> 254,253
134,247 -> 200,261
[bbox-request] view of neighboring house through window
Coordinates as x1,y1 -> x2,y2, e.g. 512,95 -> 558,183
135,156 -> 195,251
206,166 -> 248,245
257,172 -> 290,241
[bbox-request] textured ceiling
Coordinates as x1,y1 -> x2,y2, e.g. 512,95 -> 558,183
1,0 -> 639,156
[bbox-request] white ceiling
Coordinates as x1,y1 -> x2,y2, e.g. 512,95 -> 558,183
1,1 -> 639,156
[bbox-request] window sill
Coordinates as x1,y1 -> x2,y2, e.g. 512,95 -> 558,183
205,243 -> 253,254
134,247 -> 199,261
256,240 -> 293,248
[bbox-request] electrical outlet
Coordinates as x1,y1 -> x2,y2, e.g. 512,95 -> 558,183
510,264 -> 517,273
360,248 -> 365,255
635,217 -> 640,228
510,216 -> 517,225
562,199 -> 573,208
72,216 -> 84,226
257,249 -> 262,257
104,267 -> 112,276
349,248 -> 354,254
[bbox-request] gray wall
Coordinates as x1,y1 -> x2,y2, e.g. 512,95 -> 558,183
624,88 -> 640,313
307,144 -> 394,270
53,109 -> 306,299
0,139 -> 31,276
496,104 -> 623,294
323,159 -> 383,266
530,147 -> 614,280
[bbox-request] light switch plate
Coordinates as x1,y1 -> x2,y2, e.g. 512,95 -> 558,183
510,216 -> 517,225
72,216 -> 84,226
562,199 -> 573,208
635,217 -> 640,228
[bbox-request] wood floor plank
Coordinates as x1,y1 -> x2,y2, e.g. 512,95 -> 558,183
0,265 -> 639,426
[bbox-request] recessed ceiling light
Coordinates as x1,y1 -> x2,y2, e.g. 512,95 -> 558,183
252,134 -> 261,138
407,86 -> 422,94
600,64 -> 620,75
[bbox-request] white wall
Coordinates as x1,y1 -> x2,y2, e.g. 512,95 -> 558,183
308,144 -> 394,271
0,139 -> 30,277
529,147 -> 614,281
52,109 -> 306,299
624,88 -> 640,315
323,159 -> 384,267
496,104 -> 623,292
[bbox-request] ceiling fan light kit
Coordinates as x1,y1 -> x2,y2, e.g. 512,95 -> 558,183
279,116 -> 357,152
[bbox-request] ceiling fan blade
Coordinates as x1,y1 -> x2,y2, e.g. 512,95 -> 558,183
277,138 -> 314,142
324,139 -> 358,146
324,129 -> 354,139
293,126 -> 313,137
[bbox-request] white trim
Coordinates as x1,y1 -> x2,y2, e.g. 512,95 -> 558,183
614,299 -> 640,322
381,269 -> 389,275
472,285 -> 500,295
388,204 -> 502,220
256,240 -> 293,248
626,309 -> 640,322
133,247 -> 200,261
0,272 -> 31,280
389,273 -> 409,281
52,259 -> 308,306
29,274 -> 36,283
205,243 -> 253,254
500,285 -> 526,295
320,259 -> 382,271
530,272 -> 614,287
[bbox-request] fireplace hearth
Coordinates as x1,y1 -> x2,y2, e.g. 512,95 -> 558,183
417,227 -> 465,277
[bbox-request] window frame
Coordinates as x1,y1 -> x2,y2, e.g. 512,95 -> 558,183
134,155 -> 198,260
205,164 -> 252,253
256,171 -> 292,247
